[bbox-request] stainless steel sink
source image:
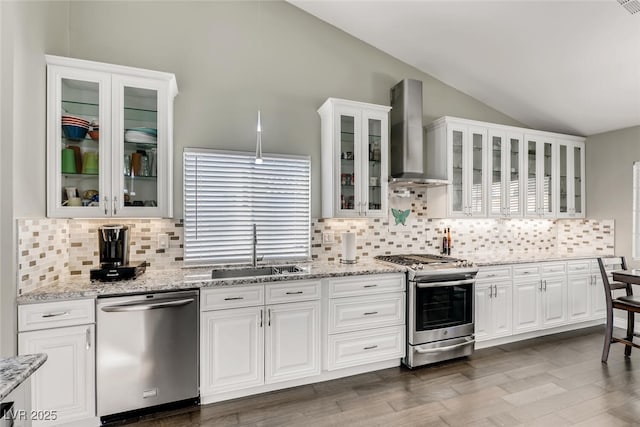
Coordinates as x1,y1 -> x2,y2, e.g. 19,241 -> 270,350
210,265 -> 305,280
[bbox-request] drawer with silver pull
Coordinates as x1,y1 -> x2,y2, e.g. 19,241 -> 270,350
541,263 -> 566,276
512,264 -> 540,277
18,299 -> 95,331
265,280 -> 321,304
476,266 -> 511,282
328,293 -> 404,334
327,325 -> 405,371
201,285 -> 264,311
568,261 -> 591,274
327,273 -> 405,298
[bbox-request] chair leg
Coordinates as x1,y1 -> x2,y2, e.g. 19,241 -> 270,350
603,309 -> 614,363
625,312 -> 635,357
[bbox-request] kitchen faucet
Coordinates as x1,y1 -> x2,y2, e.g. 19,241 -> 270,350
252,223 -> 263,267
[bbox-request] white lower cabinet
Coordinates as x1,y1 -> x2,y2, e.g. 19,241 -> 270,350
200,281 -> 320,398
512,265 -> 567,333
541,275 -> 567,327
567,274 -> 592,323
475,281 -> 512,342
18,300 -> 96,426
512,278 -> 542,333
324,274 -> 405,371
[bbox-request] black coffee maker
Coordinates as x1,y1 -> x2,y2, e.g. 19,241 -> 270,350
90,224 -> 145,281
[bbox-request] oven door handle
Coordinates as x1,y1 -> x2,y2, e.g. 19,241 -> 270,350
416,278 -> 475,288
414,337 -> 475,354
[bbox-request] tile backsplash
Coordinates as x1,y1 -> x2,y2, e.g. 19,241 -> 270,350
17,211 -> 614,294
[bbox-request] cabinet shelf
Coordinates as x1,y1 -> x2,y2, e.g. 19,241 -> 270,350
62,99 -> 157,114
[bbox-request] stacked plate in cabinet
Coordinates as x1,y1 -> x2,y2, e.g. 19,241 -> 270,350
124,128 -> 157,144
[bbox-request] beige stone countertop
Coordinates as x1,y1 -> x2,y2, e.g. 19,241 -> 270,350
471,253 -> 617,267
16,260 -> 406,304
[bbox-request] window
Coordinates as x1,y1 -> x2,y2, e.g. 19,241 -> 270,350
633,161 -> 640,259
183,149 -> 311,265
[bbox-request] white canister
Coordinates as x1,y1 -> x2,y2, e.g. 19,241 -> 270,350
341,232 -> 357,264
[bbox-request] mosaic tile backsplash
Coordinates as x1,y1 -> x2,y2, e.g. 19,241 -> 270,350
17,211 -> 614,293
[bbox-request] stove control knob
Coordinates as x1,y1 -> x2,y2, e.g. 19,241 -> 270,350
417,263 -> 424,270
410,263 -> 418,270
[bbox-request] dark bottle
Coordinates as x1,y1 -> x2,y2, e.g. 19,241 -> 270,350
442,231 -> 448,255
447,228 -> 452,256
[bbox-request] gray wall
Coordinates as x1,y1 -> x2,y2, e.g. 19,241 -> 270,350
66,1 -> 523,219
586,125 -> 640,268
0,1 -> 68,356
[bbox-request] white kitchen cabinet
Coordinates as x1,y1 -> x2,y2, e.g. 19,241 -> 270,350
512,278 -> 542,333
513,263 -> 567,332
523,134 -> 555,218
46,55 -> 177,218
264,301 -> 320,384
540,275 -> 568,327
475,280 -> 512,342
487,129 -> 524,217
200,306 -> 264,395
18,325 -> 95,426
318,98 -> 390,218
200,281 -> 321,398
324,274 -> 405,371
557,139 -> 586,218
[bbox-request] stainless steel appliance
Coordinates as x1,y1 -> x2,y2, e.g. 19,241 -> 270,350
97,290 -> 199,422
375,254 -> 478,368
90,224 -> 145,281
389,79 -> 449,187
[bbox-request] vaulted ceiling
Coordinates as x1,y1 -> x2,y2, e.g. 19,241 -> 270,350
289,0 -> 640,136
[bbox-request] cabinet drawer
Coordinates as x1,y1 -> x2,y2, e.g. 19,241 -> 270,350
201,285 -> 264,311
541,263 -> 566,276
265,280 -> 321,304
18,299 -> 95,332
329,293 -> 404,334
568,261 -> 591,274
327,274 -> 405,298
476,266 -> 511,282
593,257 -> 623,272
512,264 -> 540,277
327,325 -> 405,371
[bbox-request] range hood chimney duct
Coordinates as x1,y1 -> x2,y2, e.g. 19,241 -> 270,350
389,79 -> 448,186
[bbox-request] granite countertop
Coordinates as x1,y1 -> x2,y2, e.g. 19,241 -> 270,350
17,260 -> 406,304
471,253 -> 617,267
0,353 -> 47,401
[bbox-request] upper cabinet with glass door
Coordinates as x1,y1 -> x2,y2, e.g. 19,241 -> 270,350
46,55 -> 177,218
318,98 -> 390,218
487,129 -> 523,218
556,138 -> 585,218
523,134 -> 555,218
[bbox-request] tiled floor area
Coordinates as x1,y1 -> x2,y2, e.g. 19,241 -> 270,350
131,326 -> 640,426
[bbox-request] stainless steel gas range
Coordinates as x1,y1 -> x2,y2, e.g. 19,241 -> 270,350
375,254 -> 478,368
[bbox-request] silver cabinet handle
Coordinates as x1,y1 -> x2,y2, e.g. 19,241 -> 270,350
539,280 -> 543,291
42,311 -> 69,318
363,311 -> 378,316
364,284 -> 377,288
415,337 -> 474,354
493,285 -> 497,298
363,345 -> 378,350
260,309 -> 263,328
86,327 -> 91,350
486,274 -> 496,278
285,291 -> 303,295
268,308 -> 271,326
113,196 -> 118,216
103,196 -> 109,215
101,298 -> 194,312
544,280 -> 547,291
224,297 -> 244,301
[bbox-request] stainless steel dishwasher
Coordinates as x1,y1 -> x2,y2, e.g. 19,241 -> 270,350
97,290 -> 199,420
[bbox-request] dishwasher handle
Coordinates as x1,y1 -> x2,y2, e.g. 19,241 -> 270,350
100,298 -> 195,312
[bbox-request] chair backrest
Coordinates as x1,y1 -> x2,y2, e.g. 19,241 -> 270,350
598,257 -> 629,308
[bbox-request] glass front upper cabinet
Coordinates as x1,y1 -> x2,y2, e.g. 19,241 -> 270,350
557,139 -> 585,218
46,55 -> 177,218
488,131 -> 522,217
523,135 -> 555,217
318,98 -> 390,218
448,125 -> 486,217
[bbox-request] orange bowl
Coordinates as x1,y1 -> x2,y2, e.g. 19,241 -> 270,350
88,130 -> 99,141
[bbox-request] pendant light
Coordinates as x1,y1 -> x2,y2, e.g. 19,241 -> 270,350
255,109 -> 263,164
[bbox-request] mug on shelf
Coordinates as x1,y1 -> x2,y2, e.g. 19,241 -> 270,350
63,197 -> 82,207
61,148 -> 76,174
82,151 -> 99,174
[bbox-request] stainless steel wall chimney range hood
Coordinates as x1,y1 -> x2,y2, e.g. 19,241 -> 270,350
389,79 -> 449,186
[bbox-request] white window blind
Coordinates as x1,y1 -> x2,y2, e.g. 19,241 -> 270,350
633,161 -> 640,259
183,149 -> 311,265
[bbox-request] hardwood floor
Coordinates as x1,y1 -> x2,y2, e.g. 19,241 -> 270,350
131,326 -> 640,426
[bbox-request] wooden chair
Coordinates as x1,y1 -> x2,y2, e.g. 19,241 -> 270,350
598,257 -> 640,363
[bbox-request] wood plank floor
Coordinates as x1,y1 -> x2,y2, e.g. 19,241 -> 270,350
130,326 -> 640,426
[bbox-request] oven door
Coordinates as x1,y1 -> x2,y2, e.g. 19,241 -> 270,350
408,275 -> 475,345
